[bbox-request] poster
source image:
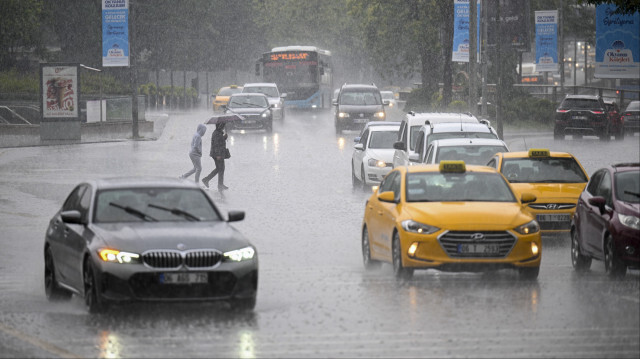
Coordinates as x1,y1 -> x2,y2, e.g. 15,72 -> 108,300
452,0 -> 482,63
42,65 -> 78,118
595,4 -> 640,79
102,0 -> 129,67
535,10 -> 558,72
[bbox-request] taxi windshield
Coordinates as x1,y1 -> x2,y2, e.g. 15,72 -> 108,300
405,172 -> 516,202
615,171 -> 640,203
501,157 -> 588,183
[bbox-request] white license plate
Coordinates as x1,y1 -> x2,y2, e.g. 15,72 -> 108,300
571,116 -> 587,120
457,244 -> 500,254
354,118 -> 369,123
537,214 -> 571,222
243,120 -> 256,124
160,272 -> 208,284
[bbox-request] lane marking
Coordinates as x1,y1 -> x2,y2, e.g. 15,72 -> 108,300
0,321 -> 82,359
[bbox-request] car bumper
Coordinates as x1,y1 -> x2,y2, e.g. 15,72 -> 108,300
94,258 -> 258,303
398,230 -> 541,270
229,118 -> 272,131
525,207 -> 576,234
337,117 -> 384,129
613,227 -> 640,268
363,165 -> 392,185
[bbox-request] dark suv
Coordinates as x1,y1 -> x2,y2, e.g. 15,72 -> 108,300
333,84 -> 387,134
554,95 -> 612,141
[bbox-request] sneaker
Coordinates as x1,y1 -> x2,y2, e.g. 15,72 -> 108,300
202,179 -> 209,188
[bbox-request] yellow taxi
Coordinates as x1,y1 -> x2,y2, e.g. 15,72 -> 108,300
362,161 -> 542,280
487,149 -> 589,235
212,85 -> 243,111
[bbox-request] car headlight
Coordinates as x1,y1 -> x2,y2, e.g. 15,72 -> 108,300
401,220 -> 439,234
618,213 -> 640,230
514,220 -> 540,235
374,111 -> 385,119
368,158 -> 387,168
98,249 -> 140,264
338,112 -> 349,118
224,246 -> 255,262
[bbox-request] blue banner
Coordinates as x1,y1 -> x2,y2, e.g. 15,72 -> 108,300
102,0 -> 129,67
452,0 -> 481,63
535,10 -> 558,72
595,4 -> 639,79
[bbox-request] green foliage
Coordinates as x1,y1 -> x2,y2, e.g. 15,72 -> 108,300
0,69 -> 38,93
447,100 -> 467,112
502,93 -> 557,127
0,0 -> 44,70
81,72 -> 129,95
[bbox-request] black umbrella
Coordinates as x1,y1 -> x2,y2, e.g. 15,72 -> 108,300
206,113 -> 245,124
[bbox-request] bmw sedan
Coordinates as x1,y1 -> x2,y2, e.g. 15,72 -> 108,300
44,177 -> 258,313
225,93 -> 274,133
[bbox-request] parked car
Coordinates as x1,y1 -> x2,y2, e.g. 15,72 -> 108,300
44,177 -> 258,313
571,163 -> 640,278
212,85 -> 243,112
225,93 -> 274,133
423,138 -> 509,165
621,100 -> 640,135
554,94 -> 612,141
351,121 -> 401,188
333,83 -> 387,134
242,82 -> 286,120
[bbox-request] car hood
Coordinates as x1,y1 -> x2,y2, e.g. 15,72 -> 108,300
509,183 -> 586,202
366,148 -> 396,162
90,221 -> 251,253
617,201 -> 640,216
339,104 -> 383,113
403,202 -> 532,230
227,108 -> 269,116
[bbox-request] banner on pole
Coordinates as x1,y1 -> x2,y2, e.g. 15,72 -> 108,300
535,10 -> 558,73
102,0 -> 130,67
595,5 -> 640,79
452,0 -> 482,63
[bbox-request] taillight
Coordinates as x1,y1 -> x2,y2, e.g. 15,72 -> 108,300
590,110 -> 604,114
556,109 -> 569,113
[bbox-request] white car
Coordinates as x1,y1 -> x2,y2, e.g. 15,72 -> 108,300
352,121 -> 401,188
423,138 -> 510,165
380,90 -> 402,121
413,122 -> 500,163
242,82 -> 286,120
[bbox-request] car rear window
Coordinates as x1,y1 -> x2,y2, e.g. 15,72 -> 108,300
626,101 -> 639,111
406,172 -> 516,202
243,86 -> 279,97
339,90 -> 382,106
436,145 -> 508,165
615,171 -> 640,203
500,157 -> 588,183
559,98 -> 601,109
426,131 -> 497,147
218,87 -> 241,96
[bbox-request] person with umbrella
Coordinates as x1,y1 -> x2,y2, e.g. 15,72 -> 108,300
202,122 -> 229,191
179,123 -> 206,183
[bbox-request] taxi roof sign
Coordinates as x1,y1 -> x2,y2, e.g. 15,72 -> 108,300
439,160 -> 466,173
528,149 -> 550,158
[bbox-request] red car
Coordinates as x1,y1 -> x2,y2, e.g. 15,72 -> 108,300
571,163 -> 640,277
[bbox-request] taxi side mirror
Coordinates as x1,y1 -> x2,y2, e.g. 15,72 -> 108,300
520,193 -> 537,204
378,191 -> 396,203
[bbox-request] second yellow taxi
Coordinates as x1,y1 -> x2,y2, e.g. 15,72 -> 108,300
487,149 -> 589,236
362,161 -> 542,280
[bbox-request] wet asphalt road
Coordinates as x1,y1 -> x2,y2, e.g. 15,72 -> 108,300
0,110 -> 639,358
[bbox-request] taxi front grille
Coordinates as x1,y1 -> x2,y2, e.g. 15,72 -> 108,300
143,250 -> 222,269
438,231 -> 516,258
528,203 -> 575,210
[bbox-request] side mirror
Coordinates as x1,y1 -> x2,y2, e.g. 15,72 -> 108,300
588,196 -> 607,214
393,141 -> 406,151
382,100 -> 390,106
378,191 -> 396,203
354,143 -> 364,151
227,210 -> 245,222
61,210 -> 83,224
408,153 -> 420,162
520,193 -> 537,204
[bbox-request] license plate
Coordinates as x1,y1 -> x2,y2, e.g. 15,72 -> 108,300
537,214 -> 571,222
160,272 -> 208,284
243,120 -> 256,124
571,116 -> 587,120
457,243 -> 500,254
354,118 -> 369,123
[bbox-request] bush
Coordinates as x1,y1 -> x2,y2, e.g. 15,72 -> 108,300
502,95 -> 556,127
0,69 -> 38,94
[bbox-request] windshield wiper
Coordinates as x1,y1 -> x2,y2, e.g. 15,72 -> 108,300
109,202 -> 157,222
148,203 -> 200,221
624,190 -> 640,198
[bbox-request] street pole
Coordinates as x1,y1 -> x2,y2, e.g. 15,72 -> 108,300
496,0 -> 503,140
130,0 -> 139,139
469,0 -> 477,115
481,0 -> 487,117
559,0 -> 564,97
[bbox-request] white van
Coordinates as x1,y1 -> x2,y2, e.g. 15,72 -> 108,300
392,112 -> 479,168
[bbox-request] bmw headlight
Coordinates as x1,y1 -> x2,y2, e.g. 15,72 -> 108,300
514,220 -> 540,235
618,213 -> 640,230
368,158 -> 387,168
374,111 -> 385,119
401,220 -> 439,234
224,246 -> 256,262
98,249 -> 141,264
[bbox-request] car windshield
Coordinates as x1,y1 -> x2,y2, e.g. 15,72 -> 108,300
559,98 -> 601,109
380,91 -> 394,100
217,87 -> 241,96
501,158 -> 588,183
94,188 -> 221,223
426,131 -> 497,147
243,86 -> 279,97
340,90 -> 382,105
406,172 -> 516,202
615,171 -> 640,203
435,145 -> 508,165
626,101 -> 639,111
368,130 -> 398,149
228,95 -> 268,108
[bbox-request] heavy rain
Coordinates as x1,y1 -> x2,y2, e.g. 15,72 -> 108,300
1,1 -> 639,358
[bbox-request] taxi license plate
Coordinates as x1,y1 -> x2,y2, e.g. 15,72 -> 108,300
571,116 -> 587,120
160,272 -> 208,284
457,244 -> 500,254
354,118 -> 369,123
537,214 -> 571,222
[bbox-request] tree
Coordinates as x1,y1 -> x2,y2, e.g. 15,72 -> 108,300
0,0 -> 45,71
578,0 -> 640,15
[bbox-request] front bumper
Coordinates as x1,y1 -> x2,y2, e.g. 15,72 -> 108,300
525,206 -> 576,234
363,163 -> 392,185
229,116 -> 272,131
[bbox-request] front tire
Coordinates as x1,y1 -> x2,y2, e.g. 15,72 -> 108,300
604,235 -> 626,278
571,229 -> 592,272
352,162 -> 360,188
84,259 -> 107,313
361,166 -> 368,191
362,226 -> 381,270
392,232 -> 413,280
44,247 -> 72,301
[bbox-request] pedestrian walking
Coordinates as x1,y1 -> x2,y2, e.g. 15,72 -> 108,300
179,123 -> 206,182
202,122 -> 229,191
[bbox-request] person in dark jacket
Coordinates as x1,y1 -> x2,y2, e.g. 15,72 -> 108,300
179,123 -> 206,182
202,122 -> 229,191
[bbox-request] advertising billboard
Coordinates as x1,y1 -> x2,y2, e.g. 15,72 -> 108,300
102,0 -> 130,67
595,5 -> 640,79
41,64 -> 79,119
535,10 -> 558,72
452,0 -> 482,63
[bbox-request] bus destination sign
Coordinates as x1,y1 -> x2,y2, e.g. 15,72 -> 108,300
269,52 -> 311,61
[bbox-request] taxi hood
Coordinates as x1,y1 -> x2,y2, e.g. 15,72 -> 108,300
403,202 -> 532,230
509,182 -> 586,202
